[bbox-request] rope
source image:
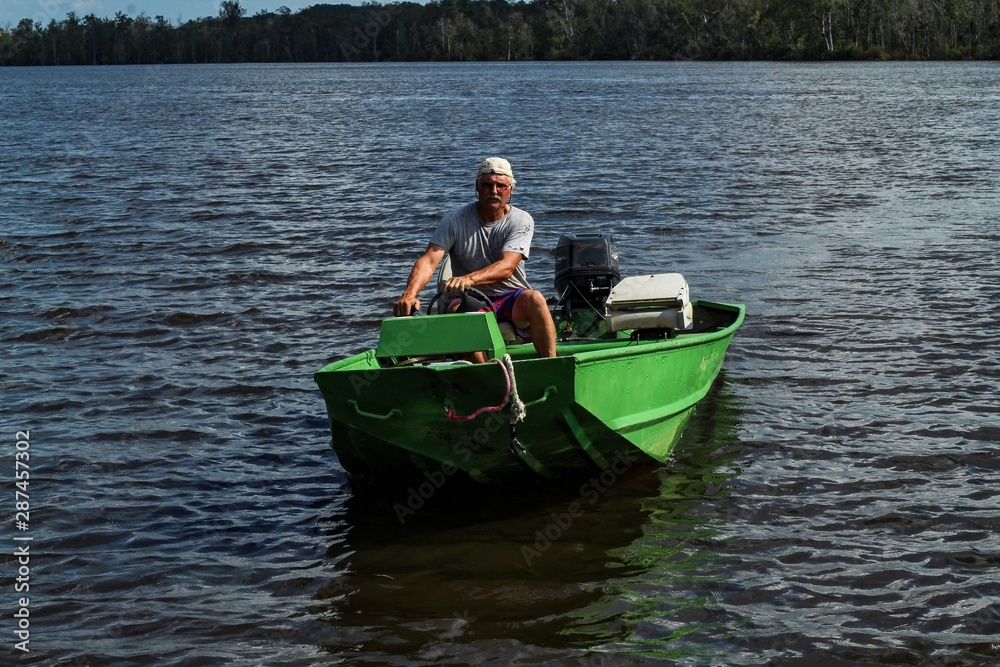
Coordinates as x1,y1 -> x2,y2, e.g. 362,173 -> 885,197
444,357 -> 510,421
443,354 -> 527,423
503,354 -> 526,424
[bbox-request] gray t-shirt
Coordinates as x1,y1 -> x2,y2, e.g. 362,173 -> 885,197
429,202 -> 534,293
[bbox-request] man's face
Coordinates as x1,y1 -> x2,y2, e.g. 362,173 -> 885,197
477,174 -> 512,213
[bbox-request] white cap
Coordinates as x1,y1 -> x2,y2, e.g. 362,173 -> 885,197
476,157 -> 516,188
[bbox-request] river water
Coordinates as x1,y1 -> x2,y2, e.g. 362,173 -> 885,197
2,61 -> 999,665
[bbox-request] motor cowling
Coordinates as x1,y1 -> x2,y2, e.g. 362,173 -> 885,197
554,233 -> 621,312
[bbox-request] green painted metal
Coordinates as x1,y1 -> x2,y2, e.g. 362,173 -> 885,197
375,311 -> 506,361
560,408 -> 610,468
314,300 -> 745,484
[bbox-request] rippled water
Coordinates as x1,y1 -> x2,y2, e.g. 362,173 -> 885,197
3,61 -> 999,665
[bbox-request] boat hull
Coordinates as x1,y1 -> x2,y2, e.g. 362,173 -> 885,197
314,301 -> 744,484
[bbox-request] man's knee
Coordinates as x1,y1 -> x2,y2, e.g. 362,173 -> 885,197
512,290 -> 554,334
519,289 -> 546,312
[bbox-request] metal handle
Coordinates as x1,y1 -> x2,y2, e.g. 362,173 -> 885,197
523,386 -> 557,408
347,400 -> 401,420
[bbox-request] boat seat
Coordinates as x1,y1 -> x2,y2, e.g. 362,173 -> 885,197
604,273 -> 694,332
436,254 -> 519,343
497,322 -> 517,342
434,255 -> 453,314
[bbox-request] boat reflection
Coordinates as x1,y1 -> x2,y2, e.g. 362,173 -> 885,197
312,370 -> 744,662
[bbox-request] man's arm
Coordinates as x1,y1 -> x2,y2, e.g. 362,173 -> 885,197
442,251 -> 523,294
393,244 -> 446,317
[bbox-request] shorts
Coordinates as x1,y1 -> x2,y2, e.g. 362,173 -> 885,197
448,288 -> 531,341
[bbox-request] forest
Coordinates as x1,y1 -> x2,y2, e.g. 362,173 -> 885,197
1,0 -> 998,65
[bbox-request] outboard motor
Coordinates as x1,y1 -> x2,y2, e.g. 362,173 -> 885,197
554,233 -> 621,317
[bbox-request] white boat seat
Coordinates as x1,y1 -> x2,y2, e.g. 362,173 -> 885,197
437,255 -> 519,343
435,255 -> 453,314
497,322 -> 517,342
605,273 -> 694,332
605,305 -> 693,332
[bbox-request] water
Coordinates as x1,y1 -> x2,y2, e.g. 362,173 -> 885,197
2,61 -> 999,665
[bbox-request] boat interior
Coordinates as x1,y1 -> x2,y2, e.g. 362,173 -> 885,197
373,233 -> 741,368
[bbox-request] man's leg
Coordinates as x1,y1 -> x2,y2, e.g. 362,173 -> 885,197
511,290 -> 556,358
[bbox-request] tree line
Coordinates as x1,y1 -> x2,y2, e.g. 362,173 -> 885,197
2,0 -> 998,65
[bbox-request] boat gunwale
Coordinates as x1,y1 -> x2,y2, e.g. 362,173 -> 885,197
567,299 -> 744,364
314,300 -> 745,375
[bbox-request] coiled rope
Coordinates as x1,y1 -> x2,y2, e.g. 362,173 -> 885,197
503,354 -> 526,424
444,354 -> 526,423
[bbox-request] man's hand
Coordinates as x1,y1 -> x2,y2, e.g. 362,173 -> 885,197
393,244 -> 445,317
443,276 -> 474,295
393,295 -> 421,317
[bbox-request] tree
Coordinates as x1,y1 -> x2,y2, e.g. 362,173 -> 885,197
220,1 -> 247,23
2,0 -> 999,65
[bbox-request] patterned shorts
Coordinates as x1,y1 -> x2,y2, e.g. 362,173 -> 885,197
449,288 -> 531,340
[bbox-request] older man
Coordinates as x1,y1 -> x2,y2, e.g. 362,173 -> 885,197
393,157 -> 556,358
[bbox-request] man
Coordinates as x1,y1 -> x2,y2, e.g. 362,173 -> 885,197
393,157 -> 556,359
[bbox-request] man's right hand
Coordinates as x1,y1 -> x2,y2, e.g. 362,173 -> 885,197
393,296 -> 421,317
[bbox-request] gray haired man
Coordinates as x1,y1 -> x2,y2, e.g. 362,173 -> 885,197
393,157 -> 556,359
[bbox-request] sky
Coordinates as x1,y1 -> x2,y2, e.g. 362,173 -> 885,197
0,0 -> 339,28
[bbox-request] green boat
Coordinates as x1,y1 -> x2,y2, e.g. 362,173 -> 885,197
315,233 -> 744,485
